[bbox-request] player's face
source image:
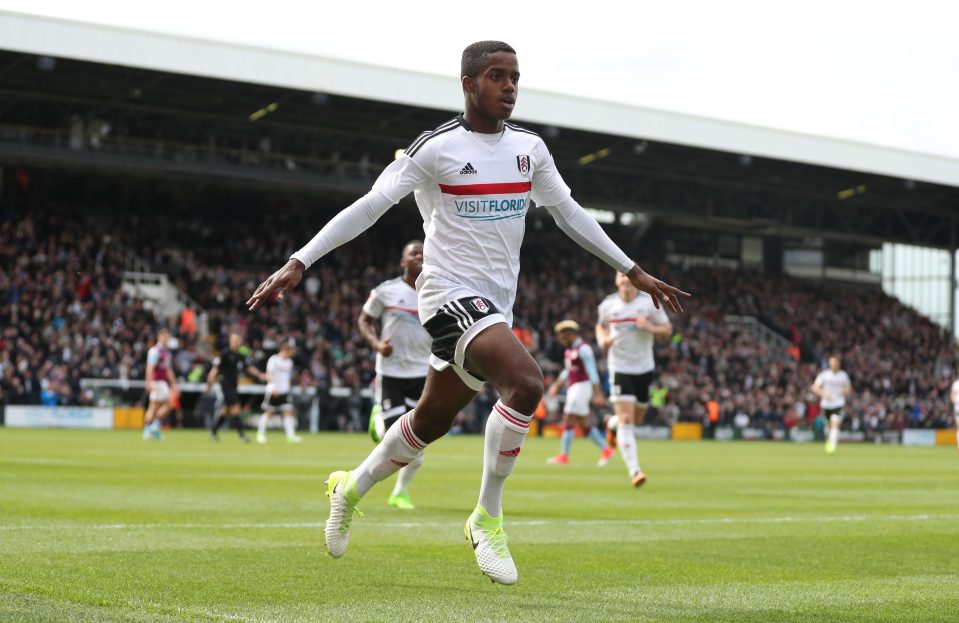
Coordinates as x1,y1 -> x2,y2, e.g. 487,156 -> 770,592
558,330 -> 577,347
616,273 -> 637,299
829,357 -> 840,371
467,51 -> 519,121
229,333 -> 242,350
157,332 -> 170,346
400,242 -> 424,278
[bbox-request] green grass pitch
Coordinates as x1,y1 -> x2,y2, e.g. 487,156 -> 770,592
1,429 -> 958,622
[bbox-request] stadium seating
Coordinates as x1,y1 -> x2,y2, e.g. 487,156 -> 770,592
2,206 -> 956,433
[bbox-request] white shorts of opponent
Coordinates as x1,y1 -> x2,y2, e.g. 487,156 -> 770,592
564,381 -> 593,417
149,380 -> 170,403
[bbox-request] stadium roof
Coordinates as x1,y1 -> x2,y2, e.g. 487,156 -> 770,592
3,9 -> 959,190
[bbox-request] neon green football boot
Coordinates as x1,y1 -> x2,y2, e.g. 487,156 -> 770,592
324,470 -> 363,558
368,405 -> 383,443
388,492 -> 415,510
464,505 -> 517,585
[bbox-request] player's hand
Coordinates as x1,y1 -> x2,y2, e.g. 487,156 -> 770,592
377,338 -> 394,357
600,335 -> 616,350
592,393 -> 606,407
247,259 -> 305,311
547,385 -> 559,399
146,381 -> 154,393
626,265 -> 690,313
635,316 -> 651,331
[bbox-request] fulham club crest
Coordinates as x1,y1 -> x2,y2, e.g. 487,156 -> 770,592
516,155 -> 530,176
471,298 -> 490,314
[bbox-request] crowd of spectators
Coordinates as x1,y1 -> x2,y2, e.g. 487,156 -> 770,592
0,212 -> 160,407
3,205 -> 958,436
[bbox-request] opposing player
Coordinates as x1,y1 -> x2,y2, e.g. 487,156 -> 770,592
357,241 -> 432,509
256,341 -> 302,444
596,272 -> 673,487
247,40 -> 688,585
951,375 -> 959,450
206,331 -> 265,443
813,355 -> 852,454
144,328 -> 178,441
546,320 -> 614,466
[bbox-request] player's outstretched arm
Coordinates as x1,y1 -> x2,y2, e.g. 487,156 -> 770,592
248,149 -> 433,311
624,266 -> 689,314
247,190 -> 394,311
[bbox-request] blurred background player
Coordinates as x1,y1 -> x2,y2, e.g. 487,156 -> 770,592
952,375 -> 959,450
596,272 -> 673,487
357,240 -> 431,509
206,331 -> 265,443
256,341 -> 301,444
546,320 -> 614,466
812,355 -> 853,454
144,328 -> 178,441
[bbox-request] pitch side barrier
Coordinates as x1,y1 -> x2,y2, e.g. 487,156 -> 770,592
5,383 -> 954,445
72,378 -> 374,433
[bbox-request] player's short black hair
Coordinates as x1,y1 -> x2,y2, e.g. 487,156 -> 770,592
461,41 -> 516,79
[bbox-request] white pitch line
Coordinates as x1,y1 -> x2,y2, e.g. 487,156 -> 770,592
0,513 -> 955,532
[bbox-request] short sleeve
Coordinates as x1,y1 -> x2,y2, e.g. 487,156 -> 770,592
372,150 -> 436,205
650,303 -> 669,325
212,357 -> 221,368
813,372 -> 824,387
146,348 -> 159,366
530,138 -> 572,208
267,356 -> 277,374
597,300 -> 610,325
362,288 -> 385,318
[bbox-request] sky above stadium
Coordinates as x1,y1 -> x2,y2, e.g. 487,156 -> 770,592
3,0 -> 958,161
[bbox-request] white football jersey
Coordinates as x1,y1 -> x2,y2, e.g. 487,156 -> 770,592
951,379 -> 959,414
265,354 -> 294,394
362,277 -> 431,378
814,369 -> 851,409
597,291 -> 669,375
372,115 -> 572,325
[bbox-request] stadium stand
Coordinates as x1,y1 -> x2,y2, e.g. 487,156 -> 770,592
2,50 -> 958,438
2,200 -> 957,436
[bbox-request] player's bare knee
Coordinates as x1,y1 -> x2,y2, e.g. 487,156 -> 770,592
499,369 -> 543,415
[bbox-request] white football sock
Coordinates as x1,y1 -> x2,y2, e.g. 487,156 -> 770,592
283,414 -> 296,437
828,414 -> 841,450
257,413 -> 269,437
351,411 -> 424,498
478,401 -> 531,518
391,452 -> 424,496
617,422 -> 640,476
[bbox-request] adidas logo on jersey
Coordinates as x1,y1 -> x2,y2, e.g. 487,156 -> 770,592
459,162 -> 478,174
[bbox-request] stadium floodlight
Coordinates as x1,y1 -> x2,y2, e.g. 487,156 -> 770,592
578,147 -> 611,166
249,102 -> 279,121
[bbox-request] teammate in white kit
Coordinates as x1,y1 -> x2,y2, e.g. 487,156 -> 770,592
256,341 -> 301,444
951,377 -> 959,450
247,41 -> 689,585
812,355 -> 853,454
546,320 -> 614,466
357,241 -> 432,509
596,272 -> 673,487
144,328 -> 178,441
